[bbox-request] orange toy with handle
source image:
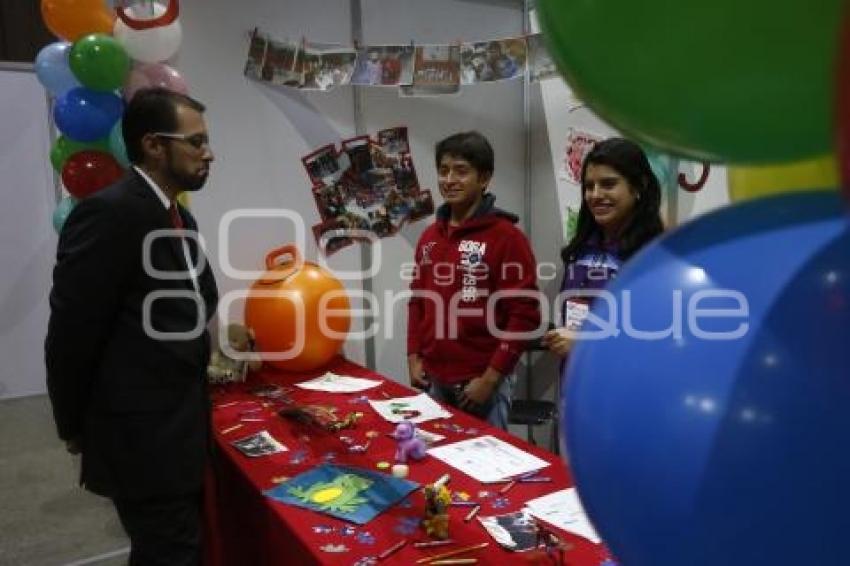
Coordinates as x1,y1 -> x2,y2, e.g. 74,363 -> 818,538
245,244 -> 350,372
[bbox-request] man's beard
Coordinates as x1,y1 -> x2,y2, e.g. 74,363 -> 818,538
166,150 -> 208,192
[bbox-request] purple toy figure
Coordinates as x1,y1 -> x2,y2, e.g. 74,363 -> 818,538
392,421 -> 427,463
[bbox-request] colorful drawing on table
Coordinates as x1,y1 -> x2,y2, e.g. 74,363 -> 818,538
265,464 -> 420,524
390,402 -> 421,420
230,430 -> 288,457
478,509 -> 542,552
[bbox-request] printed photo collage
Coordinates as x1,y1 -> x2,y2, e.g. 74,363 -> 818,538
244,29 -> 560,95
303,127 -> 435,255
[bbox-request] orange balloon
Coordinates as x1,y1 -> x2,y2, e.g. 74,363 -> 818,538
245,245 -> 351,372
41,0 -> 115,42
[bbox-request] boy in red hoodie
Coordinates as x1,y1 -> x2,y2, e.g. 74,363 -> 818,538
407,131 -> 541,428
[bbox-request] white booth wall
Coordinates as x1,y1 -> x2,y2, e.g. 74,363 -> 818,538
177,0 -> 528,383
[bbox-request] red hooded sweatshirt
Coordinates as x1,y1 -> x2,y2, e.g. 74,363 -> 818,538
407,194 -> 541,384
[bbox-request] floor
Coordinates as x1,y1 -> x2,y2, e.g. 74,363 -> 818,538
0,395 -> 128,566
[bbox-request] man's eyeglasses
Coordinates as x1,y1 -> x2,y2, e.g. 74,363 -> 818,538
152,132 -> 211,150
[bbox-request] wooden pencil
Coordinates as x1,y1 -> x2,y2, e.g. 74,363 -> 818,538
415,542 -> 489,564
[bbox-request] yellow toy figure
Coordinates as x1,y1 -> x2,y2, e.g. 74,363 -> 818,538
422,481 -> 452,539
207,323 -> 262,384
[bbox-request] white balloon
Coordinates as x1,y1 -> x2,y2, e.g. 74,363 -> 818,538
113,2 -> 182,64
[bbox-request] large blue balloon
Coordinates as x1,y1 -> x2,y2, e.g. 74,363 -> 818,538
35,42 -> 80,97
53,87 -> 124,142
564,191 -> 850,566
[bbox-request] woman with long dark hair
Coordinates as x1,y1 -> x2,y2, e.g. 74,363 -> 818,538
543,137 -> 664,357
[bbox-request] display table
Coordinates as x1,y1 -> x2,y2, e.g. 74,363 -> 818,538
203,357 -> 612,565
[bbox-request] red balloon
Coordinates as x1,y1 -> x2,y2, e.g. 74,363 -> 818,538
61,150 -> 124,198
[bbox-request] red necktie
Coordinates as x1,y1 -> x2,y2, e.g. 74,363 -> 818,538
169,203 -> 184,230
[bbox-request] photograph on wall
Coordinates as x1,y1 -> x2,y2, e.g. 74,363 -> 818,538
302,128 -> 434,254
300,41 -> 357,91
351,45 -> 414,87
377,126 -> 410,155
400,44 -> 460,96
460,37 -> 527,85
260,38 -> 303,87
243,29 -> 269,80
527,34 -> 558,82
312,218 -> 355,256
302,144 -> 348,186
560,128 -> 603,185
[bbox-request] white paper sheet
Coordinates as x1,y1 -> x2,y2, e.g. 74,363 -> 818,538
426,435 -> 550,482
525,487 -> 601,544
295,372 -> 382,393
367,393 -> 453,424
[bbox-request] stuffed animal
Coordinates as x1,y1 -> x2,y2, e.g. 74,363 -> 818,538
392,420 -> 427,463
207,323 -> 262,384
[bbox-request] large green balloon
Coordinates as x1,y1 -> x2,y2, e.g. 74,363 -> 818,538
538,0 -> 845,163
50,135 -> 110,173
69,33 -> 130,92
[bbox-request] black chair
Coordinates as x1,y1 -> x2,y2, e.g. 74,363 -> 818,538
509,339 -> 560,454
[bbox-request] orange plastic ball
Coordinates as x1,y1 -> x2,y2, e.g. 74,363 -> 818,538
244,245 -> 351,372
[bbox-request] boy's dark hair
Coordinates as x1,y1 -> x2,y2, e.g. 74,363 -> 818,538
435,131 -> 494,177
561,137 -> 664,262
122,88 -> 206,165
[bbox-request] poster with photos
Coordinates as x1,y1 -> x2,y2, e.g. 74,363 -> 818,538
460,37 -> 527,85
527,34 -> 558,82
305,127 -> 434,255
301,41 -> 357,91
350,45 -> 414,86
400,45 -> 461,96
260,37 -> 303,87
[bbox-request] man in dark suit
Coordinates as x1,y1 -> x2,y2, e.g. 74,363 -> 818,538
45,88 -> 219,566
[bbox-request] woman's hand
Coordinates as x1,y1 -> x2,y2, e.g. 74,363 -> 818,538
542,328 -> 575,358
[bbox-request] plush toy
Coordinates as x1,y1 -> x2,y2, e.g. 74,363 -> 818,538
392,420 -> 427,463
207,323 -> 262,384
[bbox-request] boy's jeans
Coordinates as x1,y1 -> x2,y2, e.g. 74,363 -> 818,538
427,374 -> 515,430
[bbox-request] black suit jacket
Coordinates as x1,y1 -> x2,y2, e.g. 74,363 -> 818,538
45,171 -> 219,500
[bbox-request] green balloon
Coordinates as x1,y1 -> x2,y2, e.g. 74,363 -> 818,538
50,135 -> 110,173
538,0 -> 844,163
69,34 -> 131,92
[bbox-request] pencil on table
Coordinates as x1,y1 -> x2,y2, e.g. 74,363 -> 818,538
220,423 -> 243,434
413,539 -> 455,549
377,539 -> 407,560
499,480 -> 516,494
463,504 -> 481,522
415,542 -> 489,564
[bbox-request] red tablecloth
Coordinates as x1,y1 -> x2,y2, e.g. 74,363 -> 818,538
203,357 -> 612,566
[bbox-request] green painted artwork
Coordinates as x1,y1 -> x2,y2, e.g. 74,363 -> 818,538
287,473 -> 373,513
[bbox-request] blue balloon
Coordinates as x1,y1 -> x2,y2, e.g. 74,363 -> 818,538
54,87 -> 124,142
563,191 -> 850,566
52,196 -> 78,234
35,42 -> 80,97
108,121 -> 130,168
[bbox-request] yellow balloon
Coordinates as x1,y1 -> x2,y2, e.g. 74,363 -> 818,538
728,154 -> 838,202
176,192 -> 190,209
